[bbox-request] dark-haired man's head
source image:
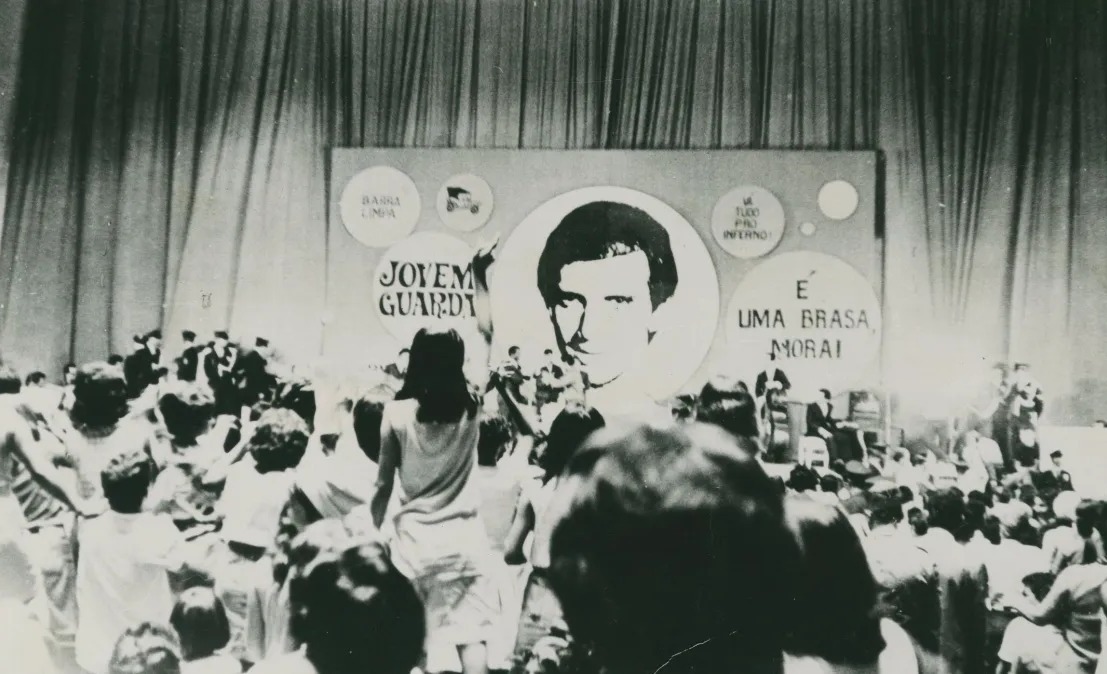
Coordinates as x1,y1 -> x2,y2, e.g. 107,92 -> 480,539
549,422 -> 797,674
107,354 -> 124,366
787,465 -> 819,493
102,450 -> 155,514
248,408 -> 310,474
507,345 -> 521,360
171,587 -> 230,662
820,388 -> 832,401
868,492 -> 904,528
1094,419 -> 1106,428
146,330 -> 163,352
538,403 -> 604,481
130,335 -> 145,354
71,362 -> 130,430
695,376 -> 759,440
926,488 -> 965,533
478,416 -> 514,467
181,330 -> 196,344
536,201 -> 678,389
158,383 -> 216,444
63,362 -> 77,385
213,331 -> 229,349
24,371 -> 46,387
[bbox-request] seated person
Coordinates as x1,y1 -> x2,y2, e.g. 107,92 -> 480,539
805,389 -> 863,462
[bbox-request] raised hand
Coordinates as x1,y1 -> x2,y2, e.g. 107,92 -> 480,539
472,235 -> 500,280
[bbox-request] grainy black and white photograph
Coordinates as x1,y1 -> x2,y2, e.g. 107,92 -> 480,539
1,1 -> 1106,673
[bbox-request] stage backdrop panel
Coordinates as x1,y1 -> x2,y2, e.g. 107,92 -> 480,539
327,149 -> 880,402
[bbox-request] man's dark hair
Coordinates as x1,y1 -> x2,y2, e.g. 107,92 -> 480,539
170,587 -> 231,661
146,330 -> 162,341
248,409 -> 310,474
926,489 -> 965,533
820,388 -> 832,400
101,450 -> 155,514
544,349 -> 554,356
158,383 -> 216,443
536,201 -> 678,311
24,371 -> 46,386
507,345 -> 520,357
214,331 -> 229,340
71,362 -> 130,430
549,422 -> 797,674
181,330 -> 196,342
868,492 -> 904,527
787,465 -> 819,493
107,354 -> 124,366
478,416 -> 515,467
539,403 -> 604,481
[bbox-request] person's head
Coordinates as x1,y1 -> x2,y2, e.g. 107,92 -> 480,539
181,330 -> 196,345
396,327 -> 477,424
130,334 -> 145,353
548,422 -> 797,673
819,473 -> 842,495
508,345 -> 521,361
787,465 -> 819,493
63,362 -> 77,385
351,390 -> 389,464
108,354 -> 124,366
24,371 -> 46,387
146,330 -> 162,352
395,348 -> 410,372
819,388 -> 832,402
543,348 -> 556,363
695,378 -> 759,440
538,403 -> 605,482
255,337 -> 271,356
981,515 -> 1002,545
1050,449 -> 1063,467
273,380 -> 316,431
71,362 -> 130,430
213,331 -> 229,349
926,488 -> 965,533
1075,500 -> 1101,539
868,492 -> 904,529
169,588 -> 230,662
102,450 -> 155,514
478,416 -> 514,467
784,497 -> 885,665
0,363 -> 21,395
248,408 -> 310,474
1014,362 -> 1030,374
536,201 -> 678,389
108,623 -> 181,674
288,523 -> 424,674
1095,419 -> 1107,429
907,508 -> 929,536
157,383 -> 215,444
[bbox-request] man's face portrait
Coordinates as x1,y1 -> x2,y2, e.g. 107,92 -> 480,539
491,186 -> 718,405
538,201 -> 678,389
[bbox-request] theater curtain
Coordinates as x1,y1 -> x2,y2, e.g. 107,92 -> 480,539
3,0 -> 1106,423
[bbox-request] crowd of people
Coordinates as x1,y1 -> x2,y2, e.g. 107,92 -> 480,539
1,241 -> 1106,674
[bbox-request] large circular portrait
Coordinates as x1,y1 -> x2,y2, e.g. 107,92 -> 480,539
490,187 -> 719,408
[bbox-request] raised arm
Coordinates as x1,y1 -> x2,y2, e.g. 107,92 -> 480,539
1,405 -> 90,516
370,408 -> 400,529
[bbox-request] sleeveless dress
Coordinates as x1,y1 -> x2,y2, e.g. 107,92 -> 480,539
382,399 -> 498,650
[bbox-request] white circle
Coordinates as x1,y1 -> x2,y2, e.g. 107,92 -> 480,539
725,251 -> 881,400
817,180 -> 860,220
436,174 -> 494,232
492,187 -> 719,403
339,166 -> 421,247
373,232 -> 478,347
800,221 -> 817,237
711,186 -> 786,258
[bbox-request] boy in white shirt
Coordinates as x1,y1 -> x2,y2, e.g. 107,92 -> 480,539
76,450 -> 191,674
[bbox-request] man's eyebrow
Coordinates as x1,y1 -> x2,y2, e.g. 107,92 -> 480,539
604,294 -> 634,302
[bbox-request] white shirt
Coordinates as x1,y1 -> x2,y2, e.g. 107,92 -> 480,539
76,511 -> 184,674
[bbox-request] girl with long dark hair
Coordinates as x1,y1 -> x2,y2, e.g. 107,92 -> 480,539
370,242 -> 501,674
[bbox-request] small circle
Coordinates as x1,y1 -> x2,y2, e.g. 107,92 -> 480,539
436,174 -> 494,231
817,180 -> 860,220
339,166 -> 421,247
710,186 -> 786,259
800,221 -> 817,237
